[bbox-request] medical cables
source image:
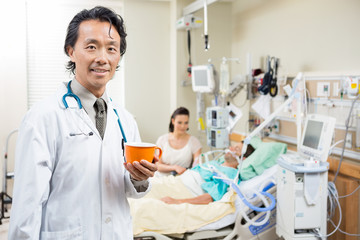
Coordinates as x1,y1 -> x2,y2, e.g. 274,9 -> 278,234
333,94 -> 359,183
198,150 -> 276,226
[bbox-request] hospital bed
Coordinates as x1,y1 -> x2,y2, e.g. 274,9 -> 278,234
133,164 -> 279,240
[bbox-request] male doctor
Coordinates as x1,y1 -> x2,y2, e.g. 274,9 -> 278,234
8,6 -> 157,240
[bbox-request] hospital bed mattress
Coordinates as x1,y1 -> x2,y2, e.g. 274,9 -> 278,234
134,165 -> 278,239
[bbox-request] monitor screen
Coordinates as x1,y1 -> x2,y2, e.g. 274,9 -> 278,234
191,65 -> 215,93
193,69 -> 208,87
302,120 -> 323,149
299,114 -> 336,162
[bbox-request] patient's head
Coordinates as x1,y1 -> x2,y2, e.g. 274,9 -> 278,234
223,142 -> 255,168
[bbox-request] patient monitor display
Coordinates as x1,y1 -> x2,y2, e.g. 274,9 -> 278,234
298,114 -> 336,162
302,120 -> 323,149
191,65 -> 215,93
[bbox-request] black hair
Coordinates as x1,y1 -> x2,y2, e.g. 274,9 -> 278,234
64,6 -> 127,74
242,143 -> 255,158
169,107 -> 190,132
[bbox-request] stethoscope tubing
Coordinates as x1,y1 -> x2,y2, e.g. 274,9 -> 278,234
62,80 -> 127,143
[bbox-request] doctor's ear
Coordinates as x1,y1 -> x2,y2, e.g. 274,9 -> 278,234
67,46 -> 75,61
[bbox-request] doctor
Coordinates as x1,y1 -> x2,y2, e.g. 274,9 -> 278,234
8,6 -> 157,240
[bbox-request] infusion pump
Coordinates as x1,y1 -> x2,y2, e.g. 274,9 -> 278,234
207,128 -> 229,149
206,107 -> 230,149
206,107 -> 229,128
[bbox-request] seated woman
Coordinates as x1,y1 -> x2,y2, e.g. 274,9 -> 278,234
160,141 -> 255,205
155,107 -> 202,177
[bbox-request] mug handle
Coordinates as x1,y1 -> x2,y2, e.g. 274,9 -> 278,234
154,147 -> 162,160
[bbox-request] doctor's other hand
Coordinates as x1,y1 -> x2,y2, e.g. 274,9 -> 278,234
124,158 -> 158,181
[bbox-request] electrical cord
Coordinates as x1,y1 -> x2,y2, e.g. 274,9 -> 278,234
326,119 -> 360,238
333,94 -> 360,183
230,92 -> 247,108
325,180 -> 360,238
329,219 -> 360,237
187,29 -> 192,77
339,183 -> 360,198
321,181 -> 342,239
328,140 -> 344,156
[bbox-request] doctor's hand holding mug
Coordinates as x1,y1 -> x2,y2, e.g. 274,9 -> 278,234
9,6 -> 157,240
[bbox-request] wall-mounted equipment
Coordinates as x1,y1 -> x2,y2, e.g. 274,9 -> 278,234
345,76 -> 359,99
181,0 -> 217,51
191,64 -> 215,93
206,106 -> 230,148
206,106 -> 229,128
176,14 -> 203,30
207,128 -> 229,148
258,56 -> 279,97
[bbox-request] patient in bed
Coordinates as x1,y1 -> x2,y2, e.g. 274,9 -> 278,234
160,141 -> 255,205
130,137 -> 287,235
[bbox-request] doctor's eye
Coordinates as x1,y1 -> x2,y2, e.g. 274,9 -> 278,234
108,47 -> 118,52
86,45 -> 96,50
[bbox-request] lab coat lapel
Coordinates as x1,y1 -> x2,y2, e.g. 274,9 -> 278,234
104,99 -> 118,141
57,82 -> 102,140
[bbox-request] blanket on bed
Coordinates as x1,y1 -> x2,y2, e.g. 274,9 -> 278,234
240,137 -> 287,180
129,175 -> 236,235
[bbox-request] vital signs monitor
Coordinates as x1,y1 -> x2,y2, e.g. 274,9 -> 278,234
298,114 -> 336,162
191,64 -> 215,93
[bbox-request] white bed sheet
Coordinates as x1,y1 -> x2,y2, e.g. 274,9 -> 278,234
194,164 -> 278,231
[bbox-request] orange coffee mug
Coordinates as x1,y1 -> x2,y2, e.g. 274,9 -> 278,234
124,142 -> 162,163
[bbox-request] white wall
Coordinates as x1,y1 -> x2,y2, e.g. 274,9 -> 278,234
230,0 -> 360,134
0,1 -> 27,194
232,0 -> 360,73
123,0 -> 232,148
176,1 -> 233,151
123,0 -> 172,143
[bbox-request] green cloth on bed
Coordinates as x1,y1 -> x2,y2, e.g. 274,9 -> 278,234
240,136 -> 287,180
191,136 -> 287,200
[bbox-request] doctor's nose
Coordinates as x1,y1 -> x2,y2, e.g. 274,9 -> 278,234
95,50 -> 107,64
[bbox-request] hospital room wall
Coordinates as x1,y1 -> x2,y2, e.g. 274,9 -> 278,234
175,1 -> 233,151
229,0 -> 360,134
123,0 -> 172,143
0,2 -> 28,196
126,0 -> 233,148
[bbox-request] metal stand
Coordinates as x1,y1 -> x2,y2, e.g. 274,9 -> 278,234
1,129 -> 17,224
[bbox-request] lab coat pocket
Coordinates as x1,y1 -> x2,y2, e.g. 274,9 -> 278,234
40,226 -> 83,240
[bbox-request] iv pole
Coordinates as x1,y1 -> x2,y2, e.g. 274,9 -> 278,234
1,129 -> 17,224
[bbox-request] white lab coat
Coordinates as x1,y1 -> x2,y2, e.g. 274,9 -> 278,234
9,82 -> 150,240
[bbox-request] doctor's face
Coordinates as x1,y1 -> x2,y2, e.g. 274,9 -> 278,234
67,19 -> 121,97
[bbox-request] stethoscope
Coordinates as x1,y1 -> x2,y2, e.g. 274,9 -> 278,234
62,81 -> 128,147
